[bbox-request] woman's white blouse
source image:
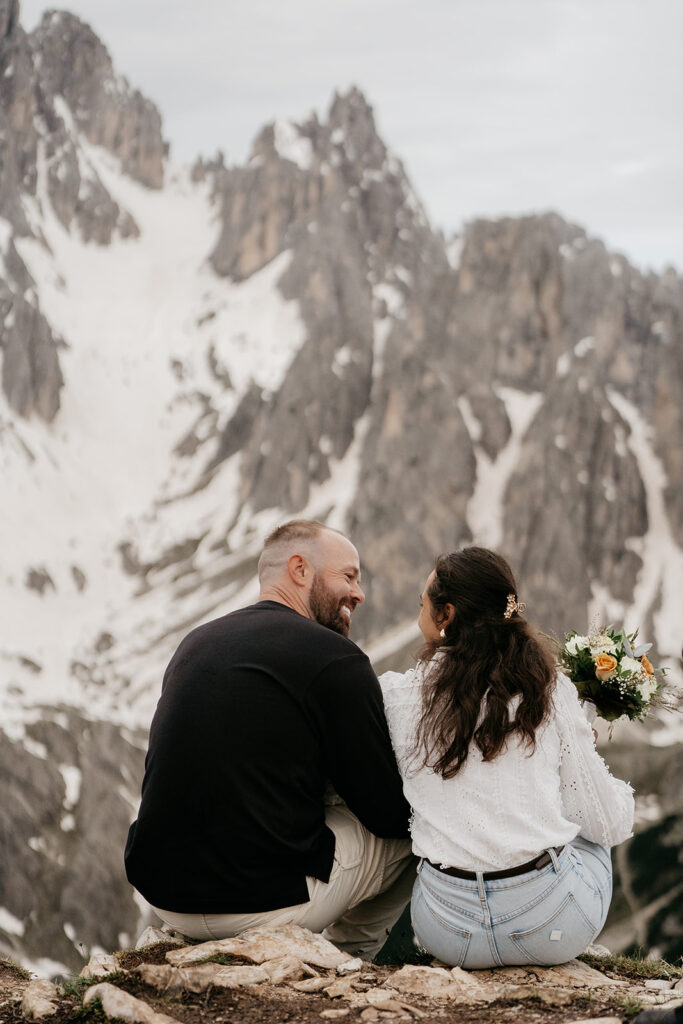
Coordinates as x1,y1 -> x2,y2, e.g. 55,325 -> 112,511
379,664 -> 635,871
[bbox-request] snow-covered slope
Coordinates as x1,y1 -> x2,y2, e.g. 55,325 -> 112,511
3,143 -> 309,727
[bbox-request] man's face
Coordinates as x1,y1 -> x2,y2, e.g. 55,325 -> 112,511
308,534 -> 365,637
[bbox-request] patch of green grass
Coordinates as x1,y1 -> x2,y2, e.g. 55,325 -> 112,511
59,976 -> 89,999
114,940 -> 181,958
0,956 -> 32,980
64,995 -> 129,1024
59,971 -> 127,1000
65,996 -> 109,1023
201,953 -> 250,966
579,951 -> 683,980
614,992 -> 645,1018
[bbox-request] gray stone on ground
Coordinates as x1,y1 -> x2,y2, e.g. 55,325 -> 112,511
165,922 -> 350,969
387,963 -> 495,1003
80,951 -> 119,978
336,956 -> 363,975
20,979 -> 59,1020
137,961 -> 269,994
135,925 -> 184,949
84,981 -> 182,1023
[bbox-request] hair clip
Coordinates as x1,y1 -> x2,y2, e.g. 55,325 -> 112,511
504,594 -> 526,619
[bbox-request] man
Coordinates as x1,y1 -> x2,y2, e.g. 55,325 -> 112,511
125,519 -> 415,958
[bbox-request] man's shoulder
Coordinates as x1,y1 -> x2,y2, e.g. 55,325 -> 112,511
174,601 -> 368,665
287,615 -> 371,678
178,601 -> 302,638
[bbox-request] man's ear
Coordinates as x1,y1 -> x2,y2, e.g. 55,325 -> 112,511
287,553 -> 310,588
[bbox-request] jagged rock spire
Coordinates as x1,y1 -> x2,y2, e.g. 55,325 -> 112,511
0,0 -> 19,42
30,10 -> 165,188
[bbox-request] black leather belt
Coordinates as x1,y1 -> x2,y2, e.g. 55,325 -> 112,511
427,846 -> 564,881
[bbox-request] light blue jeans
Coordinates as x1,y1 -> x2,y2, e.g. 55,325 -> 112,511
411,836 -> 612,968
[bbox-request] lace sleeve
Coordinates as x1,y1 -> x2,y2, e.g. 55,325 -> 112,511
554,673 -> 635,847
378,667 -> 417,701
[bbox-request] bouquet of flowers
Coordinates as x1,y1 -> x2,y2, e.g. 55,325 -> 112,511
557,625 -> 666,723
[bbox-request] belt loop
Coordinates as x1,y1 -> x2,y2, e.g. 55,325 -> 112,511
476,870 -> 486,902
548,846 -> 561,873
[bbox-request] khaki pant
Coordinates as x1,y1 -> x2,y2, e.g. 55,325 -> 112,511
153,803 -> 417,959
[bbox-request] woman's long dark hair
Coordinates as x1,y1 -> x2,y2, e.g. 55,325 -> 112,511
414,546 -> 555,779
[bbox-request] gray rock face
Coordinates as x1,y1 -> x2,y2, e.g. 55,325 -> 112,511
348,297 -> 477,636
0,0 -> 38,229
0,3 -> 163,421
449,215 -> 566,393
503,366 -> 647,636
202,94 -> 681,646
0,0 -> 18,38
208,88 -> 452,551
30,11 -> 164,189
557,235 -> 683,548
0,711 -> 145,970
0,272 -> 64,420
650,271 -> 683,547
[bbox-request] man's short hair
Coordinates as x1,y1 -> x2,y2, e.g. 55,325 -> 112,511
258,519 -> 342,582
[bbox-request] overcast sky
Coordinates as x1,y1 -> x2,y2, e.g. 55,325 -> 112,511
21,0 -> 683,272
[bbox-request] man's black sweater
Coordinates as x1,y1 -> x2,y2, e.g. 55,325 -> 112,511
124,601 -> 411,913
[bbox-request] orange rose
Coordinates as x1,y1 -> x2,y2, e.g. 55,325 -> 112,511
641,655 -> 654,675
595,653 -> 618,681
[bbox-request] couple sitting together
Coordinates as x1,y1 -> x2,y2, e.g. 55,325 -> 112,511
125,519 -> 634,968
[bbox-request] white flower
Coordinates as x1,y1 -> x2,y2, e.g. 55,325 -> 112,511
590,633 -> 618,656
566,634 -> 590,655
637,678 -> 657,702
619,656 -> 644,677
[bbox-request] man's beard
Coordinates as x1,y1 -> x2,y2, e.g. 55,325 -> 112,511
309,574 -> 352,636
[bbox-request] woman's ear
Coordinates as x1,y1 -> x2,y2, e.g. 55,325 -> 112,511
440,603 -> 455,630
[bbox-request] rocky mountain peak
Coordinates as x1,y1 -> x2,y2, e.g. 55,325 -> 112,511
30,9 -> 165,188
326,85 -> 386,168
246,87 -> 385,174
198,87 -> 451,526
0,2 -> 168,423
0,0 -> 19,41
210,84 -> 437,286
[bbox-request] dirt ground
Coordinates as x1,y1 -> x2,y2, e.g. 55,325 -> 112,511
0,960 -> 32,1019
0,980 -> 636,1024
1,951 -> 641,1024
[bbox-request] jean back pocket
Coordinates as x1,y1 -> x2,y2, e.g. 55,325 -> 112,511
509,892 -> 598,966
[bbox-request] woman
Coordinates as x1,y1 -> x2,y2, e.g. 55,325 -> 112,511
379,547 -> 634,969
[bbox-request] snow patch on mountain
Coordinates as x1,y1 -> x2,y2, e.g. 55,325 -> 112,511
603,389 -> 683,741
461,387 -> 543,548
0,907 -> 25,937
273,119 -> 314,170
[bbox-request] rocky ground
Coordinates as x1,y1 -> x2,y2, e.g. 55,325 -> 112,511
2,924 -> 682,1024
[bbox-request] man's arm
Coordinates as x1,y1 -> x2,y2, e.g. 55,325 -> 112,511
308,653 -> 411,838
